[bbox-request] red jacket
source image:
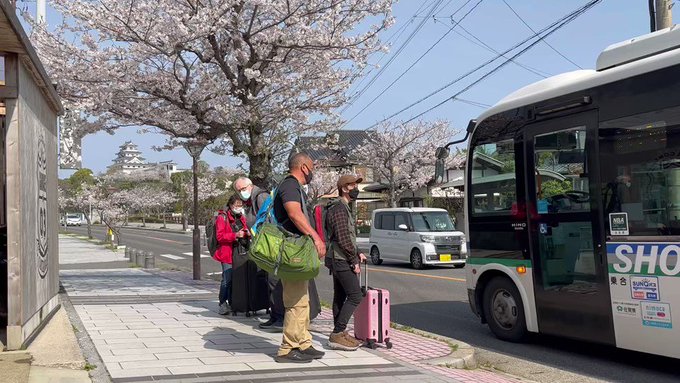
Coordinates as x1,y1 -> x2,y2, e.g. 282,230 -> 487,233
212,210 -> 249,265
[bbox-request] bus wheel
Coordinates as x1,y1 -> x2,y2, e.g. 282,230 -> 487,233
482,277 -> 527,342
370,246 -> 383,265
410,249 -> 424,270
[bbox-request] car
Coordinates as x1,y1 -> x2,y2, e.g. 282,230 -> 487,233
65,214 -> 83,226
368,207 -> 467,269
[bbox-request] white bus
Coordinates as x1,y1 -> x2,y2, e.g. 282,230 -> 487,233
437,27 -> 680,359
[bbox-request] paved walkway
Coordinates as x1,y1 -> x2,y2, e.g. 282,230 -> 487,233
59,235 -> 523,383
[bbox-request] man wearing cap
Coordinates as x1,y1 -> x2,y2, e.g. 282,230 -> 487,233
326,174 -> 367,351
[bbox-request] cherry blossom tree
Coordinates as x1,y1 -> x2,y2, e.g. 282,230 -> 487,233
307,166 -> 342,205
356,120 -> 456,207
29,0 -> 394,185
68,183 -> 99,238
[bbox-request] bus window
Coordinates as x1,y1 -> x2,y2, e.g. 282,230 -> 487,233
534,127 -> 590,214
470,140 -> 516,215
600,106 -> 680,236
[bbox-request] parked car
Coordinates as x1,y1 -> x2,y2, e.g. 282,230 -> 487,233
369,208 -> 467,269
65,213 -> 83,226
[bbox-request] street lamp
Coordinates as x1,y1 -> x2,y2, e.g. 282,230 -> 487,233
185,141 -> 206,280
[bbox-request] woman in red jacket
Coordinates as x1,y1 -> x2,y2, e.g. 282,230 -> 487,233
215,195 -> 250,315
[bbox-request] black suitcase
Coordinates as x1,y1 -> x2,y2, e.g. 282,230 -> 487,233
231,251 -> 270,316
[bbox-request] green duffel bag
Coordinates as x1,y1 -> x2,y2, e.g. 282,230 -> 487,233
249,222 -> 320,282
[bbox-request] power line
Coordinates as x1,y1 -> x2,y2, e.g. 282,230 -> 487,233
341,0 -> 445,113
398,0 -> 601,126
370,0 -> 601,127
501,0 -> 583,69
342,0 -> 482,125
455,24 -> 550,78
347,0 -> 437,95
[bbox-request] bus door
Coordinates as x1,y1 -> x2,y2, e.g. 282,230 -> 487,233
525,110 -> 615,344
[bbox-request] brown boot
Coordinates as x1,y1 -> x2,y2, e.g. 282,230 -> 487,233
328,331 -> 361,351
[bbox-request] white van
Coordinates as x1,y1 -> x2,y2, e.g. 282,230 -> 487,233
368,208 -> 467,269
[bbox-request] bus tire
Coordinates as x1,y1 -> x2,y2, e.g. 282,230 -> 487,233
482,276 -> 527,342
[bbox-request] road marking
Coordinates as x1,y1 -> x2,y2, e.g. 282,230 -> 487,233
159,254 -> 184,260
183,252 -> 211,258
368,268 -> 466,282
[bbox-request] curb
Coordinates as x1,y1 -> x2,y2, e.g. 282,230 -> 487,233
395,326 -> 477,369
93,224 -> 193,235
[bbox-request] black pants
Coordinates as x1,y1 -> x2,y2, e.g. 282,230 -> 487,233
268,274 -> 322,322
332,259 -> 363,334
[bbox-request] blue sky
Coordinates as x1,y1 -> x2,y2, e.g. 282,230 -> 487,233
39,1 -> 652,178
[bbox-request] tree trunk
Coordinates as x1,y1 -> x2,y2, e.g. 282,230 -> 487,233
162,214 -> 167,229
248,148 -> 273,188
142,213 -> 146,227
182,205 -> 188,231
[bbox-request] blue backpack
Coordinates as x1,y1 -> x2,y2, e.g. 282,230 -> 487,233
250,187 -> 277,235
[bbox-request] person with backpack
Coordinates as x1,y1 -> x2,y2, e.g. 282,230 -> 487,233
234,177 -> 270,228
326,174 -> 366,351
272,152 -> 326,363
211,195 -> 250,315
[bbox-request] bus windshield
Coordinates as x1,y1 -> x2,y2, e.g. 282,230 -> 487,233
411,212 -> 455,232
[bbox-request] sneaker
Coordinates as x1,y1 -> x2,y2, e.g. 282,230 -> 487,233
218,302 -> 230,315
274,349 -> 315,364
343,332 -> 363,348
259,318 -> 284,332
299,346 -> 325,359
328,331 -> 361,351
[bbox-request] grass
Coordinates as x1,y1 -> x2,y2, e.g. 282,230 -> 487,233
320,300 -> 332,309
72,325 -> 79,334
84,363 -> 97,371
128,263 -> 142,269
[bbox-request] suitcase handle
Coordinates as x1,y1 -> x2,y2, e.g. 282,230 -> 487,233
361,259 -> 368,295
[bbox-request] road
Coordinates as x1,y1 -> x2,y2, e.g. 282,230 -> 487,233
66,225 -> 679,383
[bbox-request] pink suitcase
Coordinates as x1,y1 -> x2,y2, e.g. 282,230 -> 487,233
353,262 -> 392,349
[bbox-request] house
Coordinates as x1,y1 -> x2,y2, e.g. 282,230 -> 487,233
293,130 -> 383,225
1,1 -> 62,350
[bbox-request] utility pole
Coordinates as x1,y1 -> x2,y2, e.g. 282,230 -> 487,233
37,0 -> 46,23
652,0 -> 673,31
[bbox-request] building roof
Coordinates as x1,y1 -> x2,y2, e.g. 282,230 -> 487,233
295,130 -> 370,165
0,2 -> 63,114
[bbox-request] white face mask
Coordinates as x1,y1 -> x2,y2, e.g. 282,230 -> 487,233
239,189 -> 251,201
232,207 -> 244,216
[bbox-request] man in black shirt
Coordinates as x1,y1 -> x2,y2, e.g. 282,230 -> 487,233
273,152 -> 326,364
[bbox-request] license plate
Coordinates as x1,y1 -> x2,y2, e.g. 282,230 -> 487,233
440,254 -> 451,262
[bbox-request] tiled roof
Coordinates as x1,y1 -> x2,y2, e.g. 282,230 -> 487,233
294,130 -> 370,164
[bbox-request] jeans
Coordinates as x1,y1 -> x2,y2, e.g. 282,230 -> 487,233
219,263 -> 232,305
332,259 -> 363,334
277,279 -> 311,356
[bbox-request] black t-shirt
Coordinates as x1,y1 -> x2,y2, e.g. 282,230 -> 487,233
273,176 -> 307,235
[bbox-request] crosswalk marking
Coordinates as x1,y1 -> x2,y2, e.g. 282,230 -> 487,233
159,254 -> 184,260
183,252 -> 211,258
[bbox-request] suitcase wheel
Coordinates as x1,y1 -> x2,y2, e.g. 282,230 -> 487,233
366,340 -> 377,350
385,340 -> 393,350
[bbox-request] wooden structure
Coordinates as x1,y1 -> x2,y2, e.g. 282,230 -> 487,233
0,1 -> 62,350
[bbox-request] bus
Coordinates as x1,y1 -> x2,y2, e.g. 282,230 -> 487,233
436,27 -> 680,359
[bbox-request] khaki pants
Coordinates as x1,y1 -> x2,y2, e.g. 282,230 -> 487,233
277,279 -> 312,356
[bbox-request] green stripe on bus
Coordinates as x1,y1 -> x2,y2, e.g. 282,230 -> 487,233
608,265 -> 680,277
467,258 -> 532,267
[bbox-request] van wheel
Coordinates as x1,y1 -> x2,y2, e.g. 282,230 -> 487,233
410,249 -> 424,270
370,246 -> 383,265
482,277 -> 527,342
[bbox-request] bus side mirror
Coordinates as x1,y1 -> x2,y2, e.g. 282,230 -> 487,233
435,147 -> 450,159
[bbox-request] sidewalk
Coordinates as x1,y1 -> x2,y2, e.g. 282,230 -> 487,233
59,235 -> 525,383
